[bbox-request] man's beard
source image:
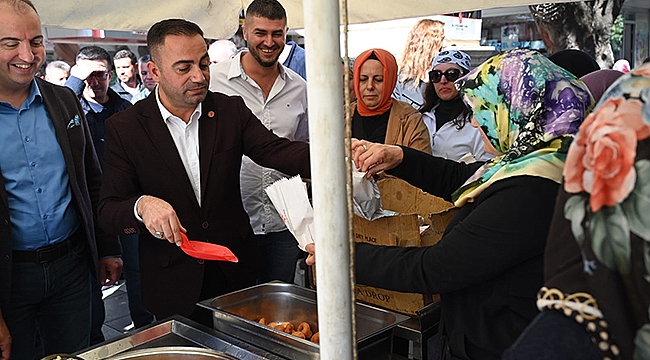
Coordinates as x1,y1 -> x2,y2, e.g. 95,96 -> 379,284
250,47 -> 280,67
120,74 -> 134,83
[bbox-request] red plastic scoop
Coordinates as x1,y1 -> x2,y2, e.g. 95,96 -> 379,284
180,233 -> 239,262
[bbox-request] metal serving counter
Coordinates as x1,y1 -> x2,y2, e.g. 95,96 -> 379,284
392,301 -> 441,360
198,282 -> 409,360
73,316 -> 285,359
69,283 -> 415,359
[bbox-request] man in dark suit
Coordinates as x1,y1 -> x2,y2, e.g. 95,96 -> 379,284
98,18 -> 310,325
65,44 -> 137,345
0,1 -> 122,359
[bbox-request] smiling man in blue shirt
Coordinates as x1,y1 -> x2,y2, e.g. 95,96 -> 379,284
0,1 -> 122,359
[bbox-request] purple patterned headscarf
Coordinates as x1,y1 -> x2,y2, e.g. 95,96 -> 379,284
451,49 -> 594,206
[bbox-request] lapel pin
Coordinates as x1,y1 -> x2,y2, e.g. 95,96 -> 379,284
208,111 -> 215,118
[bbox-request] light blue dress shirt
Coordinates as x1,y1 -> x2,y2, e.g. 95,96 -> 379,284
0,79 -> 79,250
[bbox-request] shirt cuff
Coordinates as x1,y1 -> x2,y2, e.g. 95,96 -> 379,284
134,195 -> 146,222
64,75 -> 86,96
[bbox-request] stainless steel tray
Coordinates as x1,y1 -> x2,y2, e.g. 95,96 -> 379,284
198,282 -> 409,359
106,346 -> 238,359
73,315 -> 284,359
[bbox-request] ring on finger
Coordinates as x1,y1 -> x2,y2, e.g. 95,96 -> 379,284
154,231 -> 164,239
363,144 -> 368,150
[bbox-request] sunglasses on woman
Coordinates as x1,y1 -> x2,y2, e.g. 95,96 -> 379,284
429,68 -> 463,83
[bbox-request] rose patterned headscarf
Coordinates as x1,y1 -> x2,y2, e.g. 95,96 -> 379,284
451,49 -> 594,206
540,64 -> 650,359
354,48 -> 398,117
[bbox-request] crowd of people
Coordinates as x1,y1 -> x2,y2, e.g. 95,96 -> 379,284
0,0 -> 649,359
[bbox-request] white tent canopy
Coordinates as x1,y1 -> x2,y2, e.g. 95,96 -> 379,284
33,0 -> 575,39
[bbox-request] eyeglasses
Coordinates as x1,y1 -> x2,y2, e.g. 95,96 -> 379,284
87,71 -> 110,80
429,68 -> 463,83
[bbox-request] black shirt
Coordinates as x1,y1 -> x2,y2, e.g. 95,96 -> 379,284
352,106 -> 391,144
65,76 -> 131,163
356,147 -> 559,359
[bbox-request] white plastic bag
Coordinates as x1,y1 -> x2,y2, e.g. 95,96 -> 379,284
351,168 -> 384,220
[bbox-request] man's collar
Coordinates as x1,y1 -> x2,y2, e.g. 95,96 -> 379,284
21,79 -> 43,109
277,61 -> 289,81
227,51 -> 246,80
155,86 -> 201,122
0,79 -> 43,110
29,78 -> 43,103
0,79 -> 42,110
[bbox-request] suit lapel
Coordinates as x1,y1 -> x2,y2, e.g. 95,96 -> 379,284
139,96 -> 201,208
36,79 -> 79,194
199,94 -> 217,206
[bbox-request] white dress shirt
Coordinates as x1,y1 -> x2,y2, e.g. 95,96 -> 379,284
210,51 -> 308,234
155,88 -> 202,205
134,88 -> 202,220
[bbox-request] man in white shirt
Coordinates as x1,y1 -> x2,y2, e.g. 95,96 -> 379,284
43,60 -> 70,86
98,18 -> 310,326
210,0 -> 308,284
111,49 -> 145,103
131,54 -> 157,103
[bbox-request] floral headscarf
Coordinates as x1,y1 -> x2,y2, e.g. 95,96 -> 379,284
354,48 -> 398,117
540,64 -> 650,359
451,49 -> 594,206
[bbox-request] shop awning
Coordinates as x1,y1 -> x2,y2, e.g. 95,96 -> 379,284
32,0 -> 579,39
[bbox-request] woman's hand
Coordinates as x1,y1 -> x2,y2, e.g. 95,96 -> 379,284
305,243 -> 315,266
351,139 -> 404,178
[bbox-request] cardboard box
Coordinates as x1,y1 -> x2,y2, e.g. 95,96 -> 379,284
354,175 -> 456,316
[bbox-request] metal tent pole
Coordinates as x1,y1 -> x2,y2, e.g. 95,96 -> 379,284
303,0 -> 355,357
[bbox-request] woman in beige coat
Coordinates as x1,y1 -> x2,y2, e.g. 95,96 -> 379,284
351,48 -> 431,154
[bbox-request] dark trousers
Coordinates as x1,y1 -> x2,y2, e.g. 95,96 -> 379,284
255,230 -> 304,284
120,234 -> 154,328
89,280 -> 105,345
189,260 -> 235,327
502,310 -> 602,360
90,234 -> 155,344
4,239 -> 91,359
